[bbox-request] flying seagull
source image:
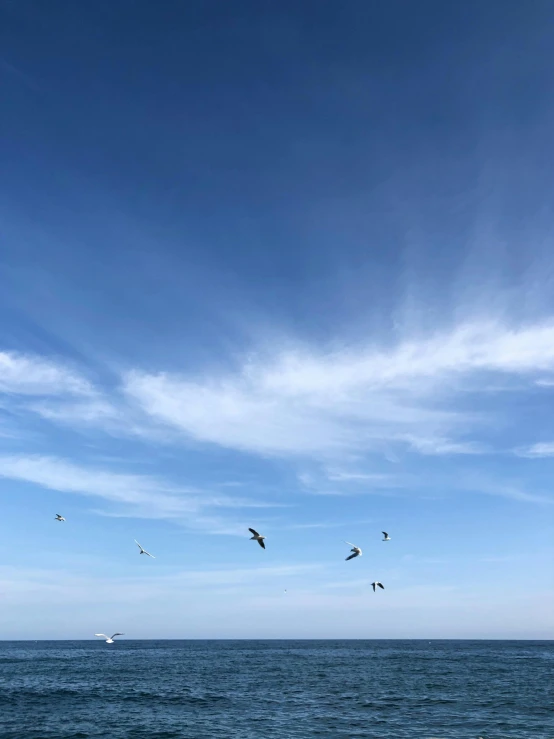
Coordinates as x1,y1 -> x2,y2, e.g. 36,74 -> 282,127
249,528 -> 266,549
382,531 -> 391,541
134,540 -> 155,558
345,541 -> 362,560
94,633 -> 124,644
54,514 -> 65,522
371,582 -> 385,592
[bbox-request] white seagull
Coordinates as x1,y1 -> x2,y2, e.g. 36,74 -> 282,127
134,540 -> 155,558
382,531 -> 391,541
345,541 -> 362,561
54,514 -> 65,522
371,581 -> 385,592
94,633 -> 124,644
249,528 -> 266,549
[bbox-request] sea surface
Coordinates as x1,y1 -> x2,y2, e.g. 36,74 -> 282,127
0,640 -> 552,738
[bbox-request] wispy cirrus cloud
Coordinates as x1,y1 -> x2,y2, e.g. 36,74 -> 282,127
288,519 -> 374,530
29,399 -> 118,423
0,455 -> 281,529
121,319 -> 554,460
300,465 -> 554,505
0,454 -> 169,505
457,476 -> 553,504
404,436 -> 488,455
514,442 -> 554,458
297,468 -> 408,497
0,351 -> 93,396
5,319 -> 554,470
323,470 -> 400,483
535,378 -> 554,387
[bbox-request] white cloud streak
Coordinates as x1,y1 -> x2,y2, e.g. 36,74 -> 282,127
514,442 -> 554,458
122,320 -> 554,459
459,477 -> 553,504
287,519 -> 374,530
535,378 -> 554,387
0,351 -> 93,396
29,399 -> 118,423
323,470 -> 399,483
0,455 -> 281,528
404,437 -> 487,455
6,320 -> 554,466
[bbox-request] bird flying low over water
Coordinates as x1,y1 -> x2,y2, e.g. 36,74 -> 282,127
249,528 -> 266,548
371,582 -> 385,592
94,633 -> 124,643
382,531 -> 391,541
55,514 -> 65,522
344,541 -> 362,560
134,540 -> 155,558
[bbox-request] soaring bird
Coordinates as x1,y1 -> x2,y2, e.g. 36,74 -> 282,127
249,528 -> 266,549
55,514 -> 65,522
344,541 -> 362,560
371,582 -> 385,592
134,540 -> 155,558
382,531 -> 391,541
94,633 -> 124,644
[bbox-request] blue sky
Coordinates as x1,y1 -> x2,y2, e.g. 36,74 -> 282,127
1,0 -> 553,639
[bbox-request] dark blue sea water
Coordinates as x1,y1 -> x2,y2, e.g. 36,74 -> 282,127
0,640 -> 552,738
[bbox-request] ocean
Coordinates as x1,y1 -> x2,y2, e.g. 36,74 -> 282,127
0,640 -> 552,738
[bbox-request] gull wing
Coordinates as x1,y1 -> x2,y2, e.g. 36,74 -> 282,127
144,550 -> 155,558
94,634 -> 108,639
378,583 -> 385,589
248,528 -> 260,537
345,552 -> 358,561
258,539 -> 266,549
344,541 -> 357,549
111,633 -> 124,639
134,540 -> 143,550
382,532 -> 388,537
